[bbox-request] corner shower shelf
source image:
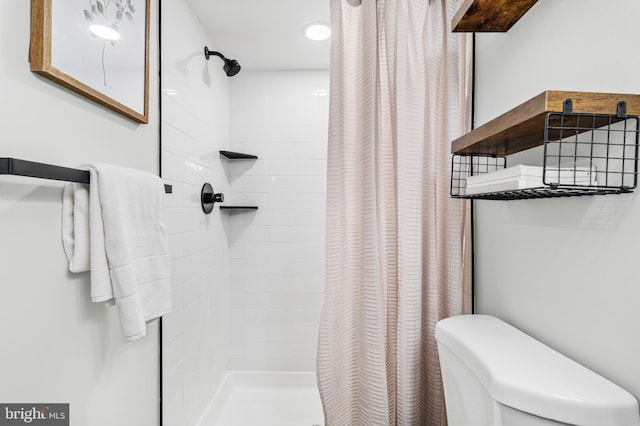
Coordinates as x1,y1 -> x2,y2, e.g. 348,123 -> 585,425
220,150 -> 258,160
219,150 -> 259,210
452,0 -> 540,32
450,91 -> 640,200
220,206 -> 259,210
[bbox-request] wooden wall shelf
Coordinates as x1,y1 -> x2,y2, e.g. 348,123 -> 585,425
452,0 -> 539,32
451,91 -> 640,156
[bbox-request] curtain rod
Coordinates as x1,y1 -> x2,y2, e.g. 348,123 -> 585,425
0,158 -> 173,193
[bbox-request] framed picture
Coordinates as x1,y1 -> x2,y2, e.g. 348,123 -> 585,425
29,0 -> 150,124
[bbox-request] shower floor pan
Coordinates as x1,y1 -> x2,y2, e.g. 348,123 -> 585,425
198,371 -> 324,426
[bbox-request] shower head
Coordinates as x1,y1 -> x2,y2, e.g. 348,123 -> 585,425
204,47 -> 241,77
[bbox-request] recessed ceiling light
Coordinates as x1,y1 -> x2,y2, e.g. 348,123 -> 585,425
304,23 -> 331,41
89,24 -> 120,41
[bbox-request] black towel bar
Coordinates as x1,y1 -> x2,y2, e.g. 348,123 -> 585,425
0,157 -> 173,194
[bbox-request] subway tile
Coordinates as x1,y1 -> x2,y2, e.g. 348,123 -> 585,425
162,128 -> 222,172
183,325 -> 211,368
229,108 -> 270,127
183,272 -> 206,308
221,158 -> 260,181
183,84 -> 229,129
170,286 -> 184,312
227,87 -> 261,109
162,123 -> 191,158
162,101 -> 205,141
230,292 -> 269,309
268,226 -> 325,243
267,358 -> 317,372
294,342 -> 318,360
166,207 -> 202,234
260,159 -> 326,177
230,242 -> 324,260
235,108 -> 323,127
162,152 -> 198,184
230,125 -> 271,143
237,143 -> 327,160
230,308 -> 321,327
167,204 -> 220,234
242,342 -> 295,360
223,70 -> 329,370
169,249 -> 215,287
164,335 -> 185,373
229,342 -> 245,359
168,233 -> 185,260
184,382 -> 214,426
227,159 -> 327,177
161,386 -> 184,426
230,308 -> 292,326
288,108 -> 328,126
230,276 -> 325,293
162,307 -> 188,343
182,228 -> 215,257
228,359 -> 271,371
232,175 -> 325,194
230,292 -> 322,310
228,225 -> 269,244
293,309 -> 322,325
162,181 -> 198,209
230,259 -> 324,277
229,325 -> 270,343
267,325 -> 318,343
162,70 -> 186,106
268,193 -> 326,209
162,180 -> 185,209
223,192 -> 269,208
229,208 -> 325,227
290,71 -> 330,90
160,0 -> 234,417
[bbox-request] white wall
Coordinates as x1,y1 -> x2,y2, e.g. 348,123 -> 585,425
159,1 -> 231,425
474,0 -> 640,401
0,2 -> 160,426
228,70 -> 328,371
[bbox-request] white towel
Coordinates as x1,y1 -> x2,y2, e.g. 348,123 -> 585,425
62,163 -> 171,341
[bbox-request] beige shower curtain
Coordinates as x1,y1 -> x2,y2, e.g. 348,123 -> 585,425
317,0 -> 472,425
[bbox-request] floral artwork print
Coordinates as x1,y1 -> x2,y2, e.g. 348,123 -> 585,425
83,0 -> 137,86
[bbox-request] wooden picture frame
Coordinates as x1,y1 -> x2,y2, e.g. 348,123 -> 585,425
29,0 -> 150,124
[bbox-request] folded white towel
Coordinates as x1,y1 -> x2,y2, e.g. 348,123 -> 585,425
62,164 -> 171,341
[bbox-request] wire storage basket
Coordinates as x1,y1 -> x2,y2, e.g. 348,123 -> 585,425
451,100 -> 640,200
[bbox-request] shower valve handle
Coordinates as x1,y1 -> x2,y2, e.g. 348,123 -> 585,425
203,193 -> 224,203
201,183 -> 224,214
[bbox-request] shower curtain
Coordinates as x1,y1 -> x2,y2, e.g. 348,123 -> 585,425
317,0 -> 472,425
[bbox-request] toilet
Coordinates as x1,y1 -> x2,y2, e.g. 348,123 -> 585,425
435,315 -> 640,426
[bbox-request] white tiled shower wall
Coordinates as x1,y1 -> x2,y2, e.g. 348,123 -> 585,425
160,1 -> 231,424
228,71 -> 329,371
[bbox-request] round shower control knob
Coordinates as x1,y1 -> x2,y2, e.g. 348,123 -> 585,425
201,183 -> 224,214
203,193 -> 224,204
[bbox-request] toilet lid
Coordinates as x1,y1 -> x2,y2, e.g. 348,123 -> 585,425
435,315 -> 640,426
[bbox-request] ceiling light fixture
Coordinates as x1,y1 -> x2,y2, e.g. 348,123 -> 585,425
89,24 -> 120,41
304,23 -> 331,41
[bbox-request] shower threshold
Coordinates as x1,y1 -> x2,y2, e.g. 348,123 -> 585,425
197,371 -> 324,426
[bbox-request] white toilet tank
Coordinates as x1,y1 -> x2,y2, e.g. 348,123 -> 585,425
435,315 -> 640,426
